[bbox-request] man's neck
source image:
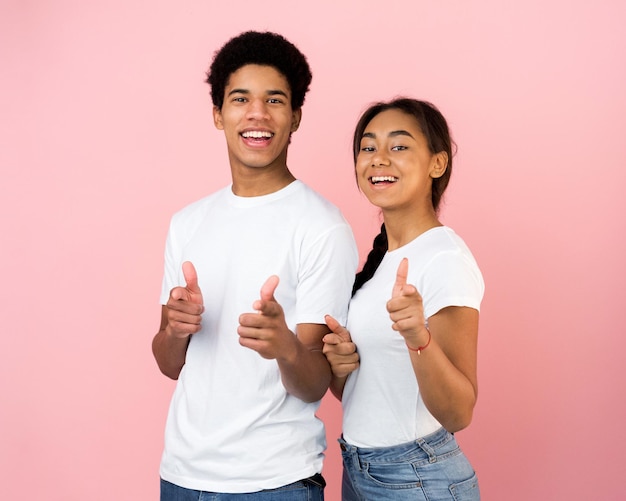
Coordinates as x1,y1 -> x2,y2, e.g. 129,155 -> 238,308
231,167 -> 296,197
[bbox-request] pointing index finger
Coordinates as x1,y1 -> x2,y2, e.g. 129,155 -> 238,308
259,275 -> 279,302
182,261 -> 199,291
392,258 -> 409,298
182,261 -> 203,305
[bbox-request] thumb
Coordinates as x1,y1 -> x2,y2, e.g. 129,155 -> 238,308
182,261 -> 203,304
392,258 -> 409,298
259,275 -> 279,303
324,314 -> 352,343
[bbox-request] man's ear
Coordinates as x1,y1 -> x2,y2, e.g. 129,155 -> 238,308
430,151 -> 448,179
291,108 -> 302,132
213,106 -> 224,130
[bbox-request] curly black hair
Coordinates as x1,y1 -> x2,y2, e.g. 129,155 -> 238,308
206,31 -> 312,110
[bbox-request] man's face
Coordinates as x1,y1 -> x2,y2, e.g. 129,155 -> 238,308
213,64 -> 301,174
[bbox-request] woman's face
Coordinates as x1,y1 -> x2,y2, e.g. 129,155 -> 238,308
355,108 -> 445,213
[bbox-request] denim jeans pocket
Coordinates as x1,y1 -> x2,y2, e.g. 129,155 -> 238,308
449,472 -> 480,501
363,461 -> 422,489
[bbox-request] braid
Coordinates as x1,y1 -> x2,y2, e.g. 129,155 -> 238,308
352,224 -> 388,296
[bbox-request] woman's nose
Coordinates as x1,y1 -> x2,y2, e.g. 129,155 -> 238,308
371,151 -> 390,167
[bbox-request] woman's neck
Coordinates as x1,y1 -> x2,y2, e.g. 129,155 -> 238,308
383,209 -> 442,251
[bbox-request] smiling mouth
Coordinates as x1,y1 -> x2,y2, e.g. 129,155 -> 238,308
241,131 -> 274,139
370,176 -> 398,184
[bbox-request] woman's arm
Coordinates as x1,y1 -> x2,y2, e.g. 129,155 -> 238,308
322,314 -> 360,400
406,307 -> 478,432
388,258 -> 478,432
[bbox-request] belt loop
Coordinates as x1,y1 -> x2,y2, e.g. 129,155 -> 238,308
416,436 -> 437,464
339,437 -> 364,471
353,447 -> 364,471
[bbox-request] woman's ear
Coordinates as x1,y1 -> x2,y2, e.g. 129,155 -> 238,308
430,151 -> 449,179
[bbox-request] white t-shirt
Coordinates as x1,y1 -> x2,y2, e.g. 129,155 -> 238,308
159,180 -> 358,492
342,226 -> 484,447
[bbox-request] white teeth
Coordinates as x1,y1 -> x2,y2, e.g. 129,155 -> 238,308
242,131 -> 273,138
371,176 -> 398,183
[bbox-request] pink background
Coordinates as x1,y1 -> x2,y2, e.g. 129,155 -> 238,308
2,1 -> 625,499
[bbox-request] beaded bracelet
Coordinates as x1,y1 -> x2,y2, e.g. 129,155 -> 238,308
406,327 -> 431,355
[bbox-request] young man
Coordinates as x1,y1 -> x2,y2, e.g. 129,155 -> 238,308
152,31 -> 358,500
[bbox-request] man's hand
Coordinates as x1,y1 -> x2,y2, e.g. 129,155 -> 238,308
165,261 -> 204,339
238,276 -> 297,361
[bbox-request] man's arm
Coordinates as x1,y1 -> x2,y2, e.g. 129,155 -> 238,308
152,261 -> 204,380
279,322 -> 332,403
237,275 -> 332,403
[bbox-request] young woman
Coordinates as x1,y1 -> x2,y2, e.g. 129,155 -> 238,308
323,98 -> 484,500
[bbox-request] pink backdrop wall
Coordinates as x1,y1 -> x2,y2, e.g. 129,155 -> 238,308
2,1 -> 625,499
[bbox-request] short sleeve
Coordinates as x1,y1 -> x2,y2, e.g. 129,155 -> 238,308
295,223 -> 358,326
159,218 -> 183,305
419,250 -> 485,320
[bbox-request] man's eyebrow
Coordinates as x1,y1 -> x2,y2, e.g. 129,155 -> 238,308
267,89 -> 289,98
227,88 -> 249,97
226,88 -> 289,98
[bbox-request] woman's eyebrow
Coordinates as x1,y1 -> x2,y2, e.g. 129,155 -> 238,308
389,130 -> 414,139
362,130 -> 414,139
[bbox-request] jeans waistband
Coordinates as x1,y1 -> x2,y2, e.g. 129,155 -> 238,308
338,427 -> 454,465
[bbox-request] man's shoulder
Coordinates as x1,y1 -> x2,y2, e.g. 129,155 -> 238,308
171,185 -> 231,219
291,180 -> 344,216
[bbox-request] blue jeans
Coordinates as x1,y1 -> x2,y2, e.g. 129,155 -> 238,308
160,475 -> 325,501
339,428 -> 479,500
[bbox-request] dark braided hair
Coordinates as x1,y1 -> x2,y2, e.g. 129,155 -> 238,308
206,31 -> 312,111
352,223 -> 388,296
351,98 -> 455,295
